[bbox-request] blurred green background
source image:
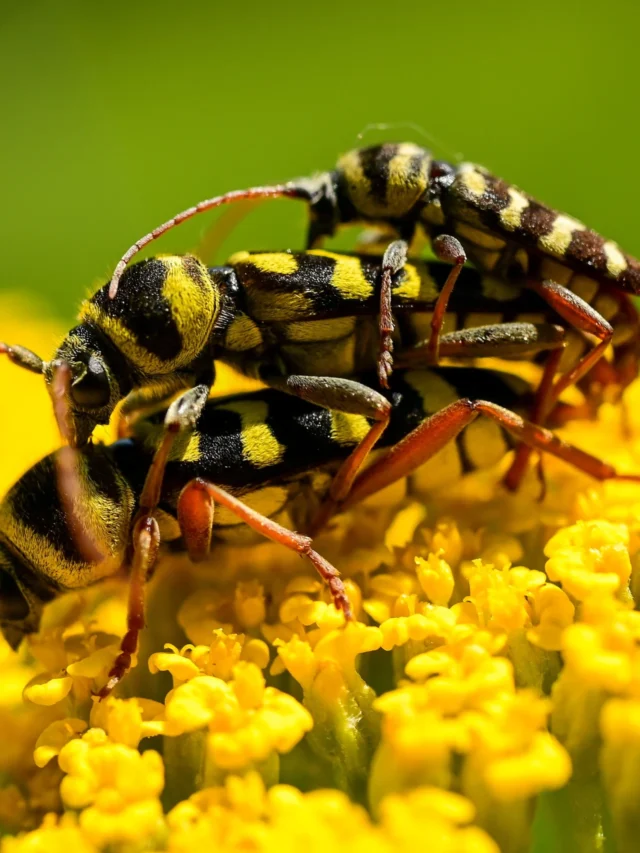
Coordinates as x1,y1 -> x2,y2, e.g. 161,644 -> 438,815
1,0 -> 640,324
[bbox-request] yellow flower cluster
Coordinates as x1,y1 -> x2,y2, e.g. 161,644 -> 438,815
5,772 -> 500,853
4,305 -> 640,852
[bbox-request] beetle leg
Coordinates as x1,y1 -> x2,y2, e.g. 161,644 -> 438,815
96,384 -> 210,697
377,239 -> 409,388
503,348 -> 564,491
395,321 -> 566,365
265,373 -> 392,534
176,479 -> 352,619
527,279 -> 613,409
341,397 -> 640,511
97,514 -> 160,698
503,279 -> 614,490
424,235 -> 467,365
49,363 -> 105,564
265,373 -> 391,420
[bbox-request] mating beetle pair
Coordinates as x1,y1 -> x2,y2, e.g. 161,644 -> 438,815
2,141 -> 639,693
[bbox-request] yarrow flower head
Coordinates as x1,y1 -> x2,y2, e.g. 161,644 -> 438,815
4,305 -> 640,852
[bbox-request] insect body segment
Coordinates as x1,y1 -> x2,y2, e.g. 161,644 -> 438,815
446,163 -> 640,291
3,251 -> 639,455
83,254 -> 220,375
0,379 -> 360,660
0,445 -> 135,649
3,364 -> 640,686
107,142 -> 640,390
302,144 -> 640,298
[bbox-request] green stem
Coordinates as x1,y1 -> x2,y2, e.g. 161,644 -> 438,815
530,779 -> 604,853
304,680 -> 380,805
162,730 -> 207,809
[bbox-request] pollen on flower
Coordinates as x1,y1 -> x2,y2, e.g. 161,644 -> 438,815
54,728 -> 165,847
416,552 -> 454,605
149,630 -> 271,687
1,813 -> 98,853
164,772 -> 499,853
545,519 -> 633,602
157,662 -> 313,771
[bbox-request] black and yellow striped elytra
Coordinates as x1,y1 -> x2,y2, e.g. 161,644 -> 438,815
0,364 -> 542,650
217,249 -> 638,391
318,144 -> 640,293
5,249 -> 638,449
112,142 -> 640,296
104,142 -> 640,400
126,143 -> 640,293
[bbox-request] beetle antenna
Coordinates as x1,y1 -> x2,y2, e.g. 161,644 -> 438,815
109,184 -> 307,299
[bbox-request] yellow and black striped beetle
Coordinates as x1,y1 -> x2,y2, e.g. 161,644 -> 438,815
107,142 -> 640,390
3,250 -> 638,470
2,362 -> 639,696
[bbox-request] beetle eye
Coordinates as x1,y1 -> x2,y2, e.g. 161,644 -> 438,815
70,356 -> 111,409
0,569 -> 29,621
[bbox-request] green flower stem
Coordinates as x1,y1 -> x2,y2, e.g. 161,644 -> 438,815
506,631 -> 562,694
304,677 -> 379,804
531,779 -> 604,853
162,731 -> 207,809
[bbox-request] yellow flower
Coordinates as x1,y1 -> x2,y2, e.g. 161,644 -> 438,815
459,559 -> 574,688
164,772 -> 499,853
149,630 -> 270,687
7,309 -> 640,852
551,593 -> 640,766
159,662 -> 313,775
380,787 -> 500,853
545,519 -> 633,602
600,698 -> 640,853
33,719 -> 87,768
56,728 -> 166,848
371,623 -> 571,850
1,813 -> 98,853
22,583 -> 130,711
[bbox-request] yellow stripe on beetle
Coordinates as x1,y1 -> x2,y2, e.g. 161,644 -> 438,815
329,411 -> 370,447
498,187 -> 529,231
310,250 -> 374,300
457,164 -> 489,199
386,145 -> 430,217
219,399 -> 285,468
283,317 -> 357,343
224,314 -> 263,351
393,264 -> 438,302
161,256 -> 219,361
603,241 -> 628,278
538,215 -> 585,258
243,253 -> 299,275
